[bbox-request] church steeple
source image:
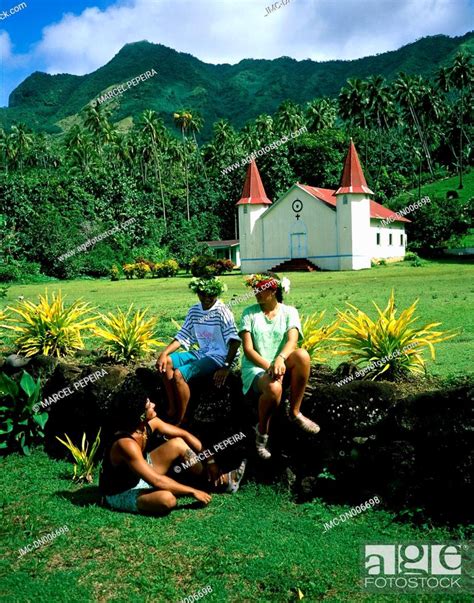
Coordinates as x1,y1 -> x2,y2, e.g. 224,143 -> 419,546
335,139 -> 373,196
236,160 -> 272,206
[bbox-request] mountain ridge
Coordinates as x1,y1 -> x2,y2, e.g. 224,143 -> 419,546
1,32 -> 473,137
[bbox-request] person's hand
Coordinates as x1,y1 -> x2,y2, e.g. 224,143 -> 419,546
213,367 -> 230,388
193,489 -> 212,505
268,357 -> 286,379
156,353 -> 168,373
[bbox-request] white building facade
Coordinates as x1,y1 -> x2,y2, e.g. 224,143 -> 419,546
236,140 -> 409,273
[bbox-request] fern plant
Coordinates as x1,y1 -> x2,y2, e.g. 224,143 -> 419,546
3,290 -> 96,357
301,311 -> 339,363
334,291 -> 457,378
93,305 -> 164,361
56,429 -> 101,483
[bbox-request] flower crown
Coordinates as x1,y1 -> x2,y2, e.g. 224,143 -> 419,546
244,274 -> 291,295
189,277 -> 227,297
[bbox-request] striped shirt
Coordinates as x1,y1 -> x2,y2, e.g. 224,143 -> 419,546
175,300 -> 240,364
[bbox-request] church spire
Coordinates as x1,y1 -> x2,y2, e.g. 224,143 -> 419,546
335,139 -> 374,195
236,160 -> 272,205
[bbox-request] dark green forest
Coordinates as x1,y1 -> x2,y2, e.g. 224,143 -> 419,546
0,43 -> 472,282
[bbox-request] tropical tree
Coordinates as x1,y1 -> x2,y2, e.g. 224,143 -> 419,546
275,100 -> 305,136
140,110 -> 168,227
8,124 -> 33,174
306,98 -> 337,132
448,52 -> 473,188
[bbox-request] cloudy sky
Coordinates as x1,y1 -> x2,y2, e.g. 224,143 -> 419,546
1,0 -> 473,107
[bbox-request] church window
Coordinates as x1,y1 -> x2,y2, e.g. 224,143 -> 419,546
376,233 -> 381,245
343,196 -> 348,205
400,234 -> 404,246
389,233 -> 393,245
243,206 -> 248,214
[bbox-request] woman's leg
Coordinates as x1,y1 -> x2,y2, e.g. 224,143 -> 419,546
285,348 -> 311,417
285,349 -> 320,434
136,490 -> 177,514
256,372 -> 283,434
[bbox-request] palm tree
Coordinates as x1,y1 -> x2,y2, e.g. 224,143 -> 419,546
275,100 -> 305,136
140,110 -> 168,228
83,103 -> 113,152
448,52 -> 473,189
8,123 -> 33,174
173,109 -> 196,219
306,98 -> 336,132
393,73 -> 434,176
366,75 -> 395,181
339,78 -> 370,164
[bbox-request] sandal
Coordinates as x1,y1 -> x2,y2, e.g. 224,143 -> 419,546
224,459 -> 247,494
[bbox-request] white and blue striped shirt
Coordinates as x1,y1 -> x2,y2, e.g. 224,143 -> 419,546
175,300 -> 240,364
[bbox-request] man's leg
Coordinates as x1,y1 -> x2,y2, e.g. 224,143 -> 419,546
173,369 -> 192,425
160,356 -> 177,419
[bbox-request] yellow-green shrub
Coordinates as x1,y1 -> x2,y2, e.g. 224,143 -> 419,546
4,291 -> 96,357
93,305 -> 164,361
301,311 -> 339,363
335,291 -> 457,378
56,429 -> 101,483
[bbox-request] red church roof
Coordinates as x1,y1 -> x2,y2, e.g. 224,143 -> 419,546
298,184 -> 410,223
235,160 -> 272,206
335,139 -> 374,196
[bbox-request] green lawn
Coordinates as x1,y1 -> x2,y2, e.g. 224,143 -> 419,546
1,262 -> 473,602
4,259 -> 473,378
407,169 -> 474,206
1,451 -> 472,603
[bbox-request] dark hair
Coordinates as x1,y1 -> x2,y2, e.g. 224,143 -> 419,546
261,271 -> 283,302
107,377 -> 150,433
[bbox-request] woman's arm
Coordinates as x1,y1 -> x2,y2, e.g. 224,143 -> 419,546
149,417 -> 202,451
240,331 -> 271,370
118,439 -> 207,499
269,328 -> 299,377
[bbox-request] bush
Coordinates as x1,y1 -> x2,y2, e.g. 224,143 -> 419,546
4,290 -> 96,357
0,371 -> 48,455
134,262 -> 151,279
404,251 -> 420,262
301,311 -> 339,363
190,255 -> 234,277
110,265 -> 120,281
123,264 -> 136,279
56,430 -> 101,483
334,291 -> 458,379
93,305 -> 164,362
0,260 -> 42,283
152,259 -> 179,278
214,258 -> 235,274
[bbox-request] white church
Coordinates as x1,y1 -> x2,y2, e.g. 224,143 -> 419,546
224,140 -> 409,273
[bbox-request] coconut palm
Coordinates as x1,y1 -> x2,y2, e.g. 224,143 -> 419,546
140,109 -> 168,227
274,100 -> 305,136
393,73 -> 434,176
448,52 -> 473,189
8,123 -> 33,174
306,98 -> 337,132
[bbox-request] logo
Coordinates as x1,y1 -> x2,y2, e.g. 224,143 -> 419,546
361,543 -> 473,593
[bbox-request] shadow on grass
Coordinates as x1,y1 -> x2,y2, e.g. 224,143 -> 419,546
56,486 -> 205,513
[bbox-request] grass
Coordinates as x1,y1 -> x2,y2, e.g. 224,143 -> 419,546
2,259 -> 473,378
1,262 -> 473,601
1,451 -> 472,602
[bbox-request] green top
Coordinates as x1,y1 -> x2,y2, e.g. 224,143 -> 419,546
239,303 -> 302,394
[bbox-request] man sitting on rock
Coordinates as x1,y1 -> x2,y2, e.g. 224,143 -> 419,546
156,276 -> 241,424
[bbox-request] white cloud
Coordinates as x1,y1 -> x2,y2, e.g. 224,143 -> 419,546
25,0 -> 473,76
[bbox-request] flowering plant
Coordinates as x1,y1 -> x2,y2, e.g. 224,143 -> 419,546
244,274 -> 291,295
189,277 -> 227,297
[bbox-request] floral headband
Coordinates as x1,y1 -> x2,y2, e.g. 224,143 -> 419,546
244,274 -> 291,295
189,277 -> 227,297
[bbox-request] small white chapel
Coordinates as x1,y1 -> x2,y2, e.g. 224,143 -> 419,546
233,140 -> 409,273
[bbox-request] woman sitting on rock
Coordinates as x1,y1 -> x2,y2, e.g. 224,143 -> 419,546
99,381 -> 245,515
239,273 -> 320,460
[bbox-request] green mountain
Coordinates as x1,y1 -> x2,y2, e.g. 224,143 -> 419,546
1,32 -> 473,137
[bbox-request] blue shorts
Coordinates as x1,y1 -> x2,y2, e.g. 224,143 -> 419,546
170,350 -> 221,382
105,454 -> 154,513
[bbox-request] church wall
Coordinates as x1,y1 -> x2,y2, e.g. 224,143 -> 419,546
370,220 -> 406,260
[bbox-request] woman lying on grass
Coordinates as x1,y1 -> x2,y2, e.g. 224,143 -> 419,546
99,381 -> 245,515
239,273 -> 320,460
